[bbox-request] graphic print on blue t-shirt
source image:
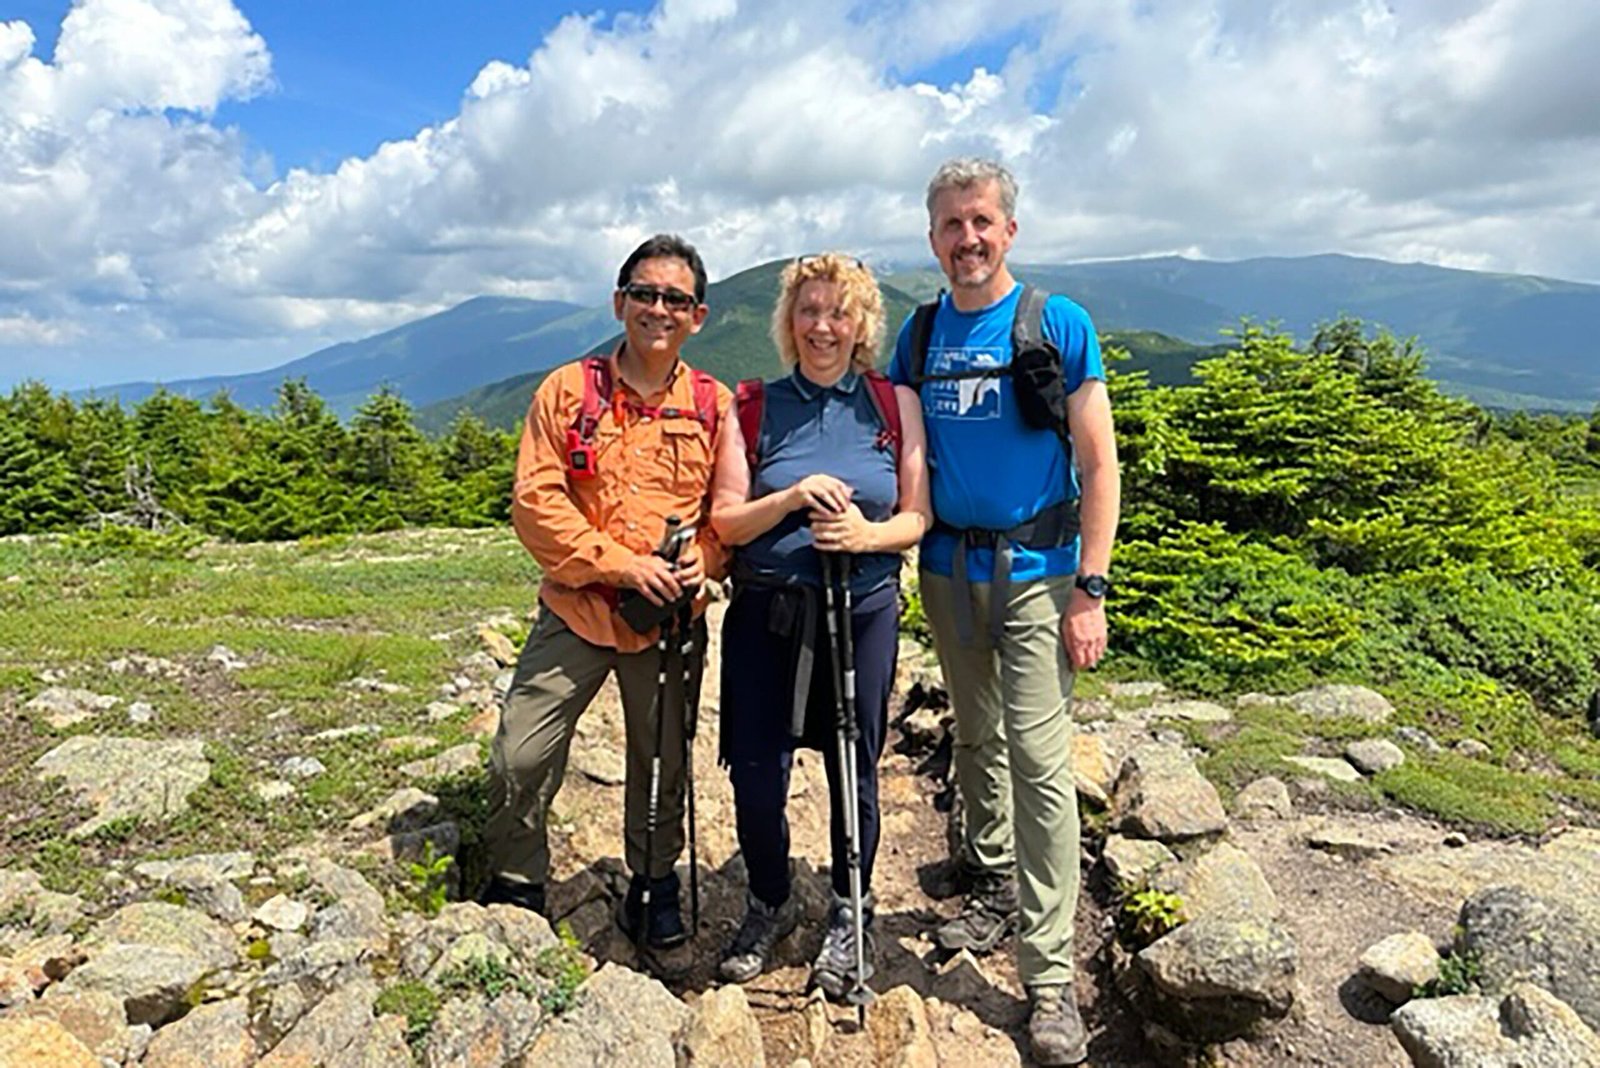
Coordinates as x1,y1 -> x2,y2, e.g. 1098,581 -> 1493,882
926,347 -> 1006,421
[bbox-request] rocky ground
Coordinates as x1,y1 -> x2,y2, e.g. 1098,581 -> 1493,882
3,529 -> 1600,1066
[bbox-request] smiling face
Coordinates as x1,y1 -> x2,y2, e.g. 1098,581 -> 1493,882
928,178 -> 1018,302
612,255 -> 706,360
791,278 -> 859,381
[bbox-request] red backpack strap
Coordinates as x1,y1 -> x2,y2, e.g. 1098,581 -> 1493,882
861,370 -> 902,469
574,355 -> 612,441
688,367 -> 721,442
734,378 -> 765,471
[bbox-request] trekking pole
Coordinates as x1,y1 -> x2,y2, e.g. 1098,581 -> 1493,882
821,552 -> 874,1016
639,607 -> 673,955
678,600 -> 701,935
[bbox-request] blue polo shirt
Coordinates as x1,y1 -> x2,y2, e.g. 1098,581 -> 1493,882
887,284 -> 1103,582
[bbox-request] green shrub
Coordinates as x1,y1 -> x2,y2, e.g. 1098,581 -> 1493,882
375,980 -> 441,1046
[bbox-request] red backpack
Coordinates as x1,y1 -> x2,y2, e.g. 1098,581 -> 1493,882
566,355 -> 721,480
734,370 -> 902,472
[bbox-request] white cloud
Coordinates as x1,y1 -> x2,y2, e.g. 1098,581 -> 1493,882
2,0 -> 1599,388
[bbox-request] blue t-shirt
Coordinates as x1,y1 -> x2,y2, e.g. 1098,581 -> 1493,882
887,283 -> 1104,582
734,367 -> 900,597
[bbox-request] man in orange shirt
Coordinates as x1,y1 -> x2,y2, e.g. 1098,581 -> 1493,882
482,235 -> 730,973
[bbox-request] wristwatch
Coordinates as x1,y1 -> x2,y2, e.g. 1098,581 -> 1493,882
1075,573 -> 1111,599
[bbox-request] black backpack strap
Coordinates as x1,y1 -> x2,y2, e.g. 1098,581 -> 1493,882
907,295 -> 941,385
1011,284 -> 1051,357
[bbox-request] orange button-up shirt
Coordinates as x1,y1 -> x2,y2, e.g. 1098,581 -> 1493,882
512,349 -> 731,653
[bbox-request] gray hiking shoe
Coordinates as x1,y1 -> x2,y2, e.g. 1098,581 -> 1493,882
718,891 -> 800,982
1028,984 -> 1089,1066
933,871 -> 1017,954
812,891 -> 876,1001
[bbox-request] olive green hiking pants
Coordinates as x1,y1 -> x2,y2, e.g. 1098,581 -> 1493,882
485,606 -> 705,886
921,571 -> 1079,987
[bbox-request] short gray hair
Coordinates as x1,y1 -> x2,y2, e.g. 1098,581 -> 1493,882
925,157 -> 1018,221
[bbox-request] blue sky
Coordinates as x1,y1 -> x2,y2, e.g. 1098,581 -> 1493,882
2,0 -> 1599,390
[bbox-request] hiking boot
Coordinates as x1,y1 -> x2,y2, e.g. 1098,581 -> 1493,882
1028,984 -> 1089,1066
478,876 -> 546,917
718,891 -> 801,982
932,871 -> 1017,954
615,871 -> 689,949
812,891 -> 876,1001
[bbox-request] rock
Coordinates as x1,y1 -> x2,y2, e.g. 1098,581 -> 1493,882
866,985 -> 938,1068
368,821 -> 461,866
1395,726 -> 1443,753
1137,916 -> 1297,1040
1071,734 -> 1116,806
0,1017 -> 99,1068
54,944 -> 208,1026
255,780 -> 295,803
1110,743 -> 1229,842
0,870 -> 86,935
128,701 -> 157,724
492,670 -> 514,696
1454,738 -> 1492,760
1155,842 -> 1278,922
348,787 -> 440,833
572,745 -> 626,787
331,1014 -> 412,1068
33,736 -> 210,837
107,654 -> 185,679
89,901 -> 238,971
1284,684 -> 1393,724
258,978 -> 378,1068
680,984 -> 765,1067
255,895 -> 310,932
1392,983 -> 1600,1068
1101,835 -> 1177,889
420,988 -> 543,1067
133,852 -> 256,884
1282,755 -> 1363,784
7,990 -> 129,1062
424,701 -> 460,722
899,704 -> 951,753
1306,821 -> 1394,861
305,860 -> 388,952
379,735 -> 439,755
520,963 -> 689,1067
1149,699 -> 1233,724
280,756 -> 326,780
0,960 -> 34,1007
308,724 -> 381,743
1107,681 -> 1167,700
400,743 -> 481,782
1235,692 -> 1284,709
464,707 -> 500,739
1345,738 -> 1406,775
1459,884 -> 1600,1029
459,650 -> 501,674
142,997 -> 256,1068
23,687 -> 120,729
1234,776 -> 1293,820
932,950 -> 993,1005
479,626 -> 519,667
207,645 -> 248,671
1358,931 -> 1440,1004
6,934 -> 85,984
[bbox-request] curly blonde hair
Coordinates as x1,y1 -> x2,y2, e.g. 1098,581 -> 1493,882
770,254 -> 885,373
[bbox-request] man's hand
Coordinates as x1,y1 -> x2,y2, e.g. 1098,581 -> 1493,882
1062,587 -> 1107,669
811,502 -> 876,554
620,553 -> 683,606
788,474 -> 853,515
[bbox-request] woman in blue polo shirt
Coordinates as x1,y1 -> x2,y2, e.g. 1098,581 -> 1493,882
709,253 -> 931,998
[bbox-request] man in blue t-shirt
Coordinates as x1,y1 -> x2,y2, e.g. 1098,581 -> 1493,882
888,158 -> 1120,1067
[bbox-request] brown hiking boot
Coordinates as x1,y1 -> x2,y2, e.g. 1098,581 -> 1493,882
932,871 -> 1018,954
1028,984 -> 1088,1066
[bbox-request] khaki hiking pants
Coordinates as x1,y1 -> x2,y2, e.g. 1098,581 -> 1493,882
485,606 -> 706,886
921,570 -> 1079,987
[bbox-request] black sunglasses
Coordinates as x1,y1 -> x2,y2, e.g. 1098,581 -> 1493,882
621,283 -> 698,312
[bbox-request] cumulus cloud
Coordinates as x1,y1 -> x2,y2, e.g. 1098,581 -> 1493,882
1,0 -> 1599,387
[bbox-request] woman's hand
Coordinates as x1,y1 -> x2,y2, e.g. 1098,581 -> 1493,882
811,502 -> 876,554
788,474 -> 853,516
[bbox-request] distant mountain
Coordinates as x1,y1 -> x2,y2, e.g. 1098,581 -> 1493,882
81,296 -> 612,417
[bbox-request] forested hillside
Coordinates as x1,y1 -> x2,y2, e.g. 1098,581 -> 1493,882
6,321 -> 1600,737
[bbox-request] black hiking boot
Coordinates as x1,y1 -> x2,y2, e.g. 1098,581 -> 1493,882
615,871 -> 689,949
812,891 -> 876,1001
932,870 -> 1017,954
478,876 -> 546,917
1028,984 -> 1089,1065
718,891 -> 800,982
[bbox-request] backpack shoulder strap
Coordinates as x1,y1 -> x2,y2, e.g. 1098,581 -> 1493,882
907,294 -> 941,385
734,378 -> 765,471
1011,284 -> 1052,357
574,355 -> 612,440
688,367 -> 721,441
861,370 -> 902,470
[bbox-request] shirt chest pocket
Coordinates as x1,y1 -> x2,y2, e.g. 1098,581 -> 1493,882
659,420 -> 712,497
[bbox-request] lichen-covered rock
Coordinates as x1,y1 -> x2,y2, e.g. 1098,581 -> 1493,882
1137,916 -> 1297,1041
22,687 -> 120,729
1154,842 -> 1278,922
865,985 -> 938,1068
519,963 -> 689,1067
32,737 -> 211,836
141,997 -> 257,1068
6,990 -> 130,1062
89,901 -> 238,971
1358,931 -> 1440,1005
1392,983 -> 1600,1068
1148,700 -> 1233,724
1346,738 -> 1406,775
681,984 -> 765,1067
1459,884 -> 1600,1030
258,979 -> 378,1068
1234,776 -> 1293,820
1101,835 -> 1177,889
1111,744 -> 1228,842
53,944 -> 209,1026
0,1016 -> 99,1068
420,989 -> 543,1067
1285,684 -> 1394,724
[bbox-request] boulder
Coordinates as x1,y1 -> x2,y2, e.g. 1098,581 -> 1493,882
420,989 -> 543,1067
1154,842 -> 1278,922
1234,776 -> 1293,820
33,737 -> 210,836
400,743 -> 482,782
1283,755 -> 1363,784
1148,700 -> 1232,724
258,978 -> 379,1068
1345,738 -> 1406,775
142,997 -> 257,1068
866,985 -> 938,1068
53,944 -> 209,1027
1358,931 -> 1440,1005
89,901 -> 238,971
0,1017 -> 99,1068
6,990 -> 130,1062
1101,835 -> 1177,889
1071,734 -> 1116,807
1458,884 -> 1600,1030
1110,744 -> 1228,842
1284,684 -> 1393,724
22,688 -> 120,730
519,963 -> 689,1067
1392,983 -> 1600,1068
680,984 -> 765,1067
1137,916 -> 1297,1040
254,895 -> 310,933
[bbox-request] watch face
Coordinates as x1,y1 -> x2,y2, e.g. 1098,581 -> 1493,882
1076,574 -> 1110,598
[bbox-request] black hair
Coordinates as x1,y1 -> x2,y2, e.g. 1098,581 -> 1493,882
616,234 -> 708,303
